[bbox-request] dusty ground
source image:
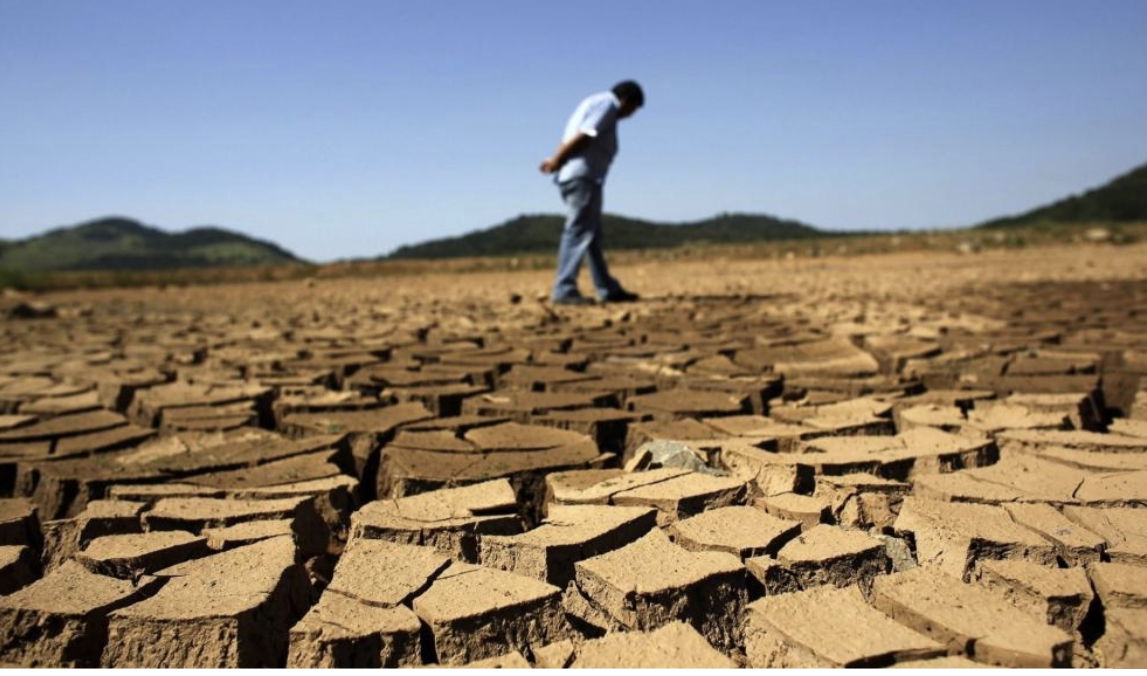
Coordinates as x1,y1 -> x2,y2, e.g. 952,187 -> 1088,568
1,242 -> 1145,667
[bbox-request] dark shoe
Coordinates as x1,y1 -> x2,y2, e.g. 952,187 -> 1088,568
602,289 -> 639,303
552,295 -> 594,306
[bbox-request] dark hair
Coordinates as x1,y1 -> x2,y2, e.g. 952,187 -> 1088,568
612,80 -> 645,108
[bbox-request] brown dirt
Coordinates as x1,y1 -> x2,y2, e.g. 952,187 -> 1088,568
1,242 -> 1146,666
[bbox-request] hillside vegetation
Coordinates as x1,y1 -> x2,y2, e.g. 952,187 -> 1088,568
0,217 -> 304,271
978,162 -> 1147,228
386,212 -> 829,259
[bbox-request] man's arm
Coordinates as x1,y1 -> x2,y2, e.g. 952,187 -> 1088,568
539,132 -> 590,174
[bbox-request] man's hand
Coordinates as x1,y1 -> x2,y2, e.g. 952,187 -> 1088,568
538,132 -> 589,175
539,156 -> 561,174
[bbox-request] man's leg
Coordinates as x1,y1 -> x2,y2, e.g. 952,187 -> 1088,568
552,179 -> 597,301
581,183 -> 623,299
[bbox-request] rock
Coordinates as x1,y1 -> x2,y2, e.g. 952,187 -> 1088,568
1096,608 -> 1147,668
326,538 -> 451,607
770,396 -> 895,436
965,401 -> 1071,435
718,442 -> 813,496
461,390 -> 611,423
76,531 -> 211,579
203,519 -> 297,550
795,427 -> 997,481
893,497 -> 1058,580
385,383 -> 491,418
1088,562 -> 1147,610
897,403 -> 966,432
609,472 -> 747,525
0,409 -> 128,446
350,479 -> 522,562
0,498 -> 40,547
871,566 -> 1073,667
18,390 -> 101,418
668,505 -> 800,559
627,390 -> 749,420
125,430 -> 346,480
533,408 -> 641,455
568,529 -> 746,651
270,389 -> 385,427
1075,469 -> 1147,508
1109,418 -> 1147,439
735,337 -> 879,378
142,495 -> 328,554
126,382 -> 272,430
1025,444 -> 1147,472
0,414 -> 37,432
1062,506 -> 1147,565
623,419 -> 722,463
480,504 -> 656,587
863,334 -> 942,374
702,415 -> 829,452
1003,503 -> 1105,565
879,533 -> 917,572
623,446 -> 652,472
975,559 -> 1094,635
7,302 -> 57,320
745,524 -> 890,595
633,439 -> 716,474
41,500 -> 147,572
997,429 -> 1147,455
0,545 -> 39,595
281,403 -> 436,499
411,562 -> 571,665
286,539 -> 444,667
0,561 -> 163,667
102,536 -> 311,667
754,492 -> 832,530
535,622 -> 735,668
814,473 -> 909,529
15,436 -> 159,519
499,365 -> 600,391
545,468 -> 745,524
378,421 -> 605,499
1004,392 -> 1105,432
744,584 -> 943,667
94,370 -> 168,413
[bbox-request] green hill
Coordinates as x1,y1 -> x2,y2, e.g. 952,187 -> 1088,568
387,212 -> 830,259
978,161 -> 1147,228
0,217 -> 305,271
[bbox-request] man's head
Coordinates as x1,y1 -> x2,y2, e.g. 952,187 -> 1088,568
612,80 -> 644,118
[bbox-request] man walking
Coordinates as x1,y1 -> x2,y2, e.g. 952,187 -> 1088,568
540,80 -> 644,304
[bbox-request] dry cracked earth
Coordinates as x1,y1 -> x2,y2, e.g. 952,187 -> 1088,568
1,243 -> 1146,668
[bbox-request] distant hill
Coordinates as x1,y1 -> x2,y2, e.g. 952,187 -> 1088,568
387,212 -> 829,259
978,161 -> 1147,228
0,217 -> 305,271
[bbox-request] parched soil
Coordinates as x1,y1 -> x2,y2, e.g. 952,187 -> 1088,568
1,242 -> 1146,667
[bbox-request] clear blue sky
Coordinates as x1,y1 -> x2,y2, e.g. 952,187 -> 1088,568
2,0 -> 1145,262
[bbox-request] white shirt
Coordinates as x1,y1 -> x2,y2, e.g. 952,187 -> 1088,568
556,91 -> 621,184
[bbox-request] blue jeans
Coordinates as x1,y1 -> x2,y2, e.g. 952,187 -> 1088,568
552,178 -> 622,300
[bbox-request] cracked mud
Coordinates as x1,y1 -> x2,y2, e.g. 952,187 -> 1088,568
0,243 -> 1146,667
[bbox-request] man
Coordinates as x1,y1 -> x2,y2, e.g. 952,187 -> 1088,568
539,80 -> 644,304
